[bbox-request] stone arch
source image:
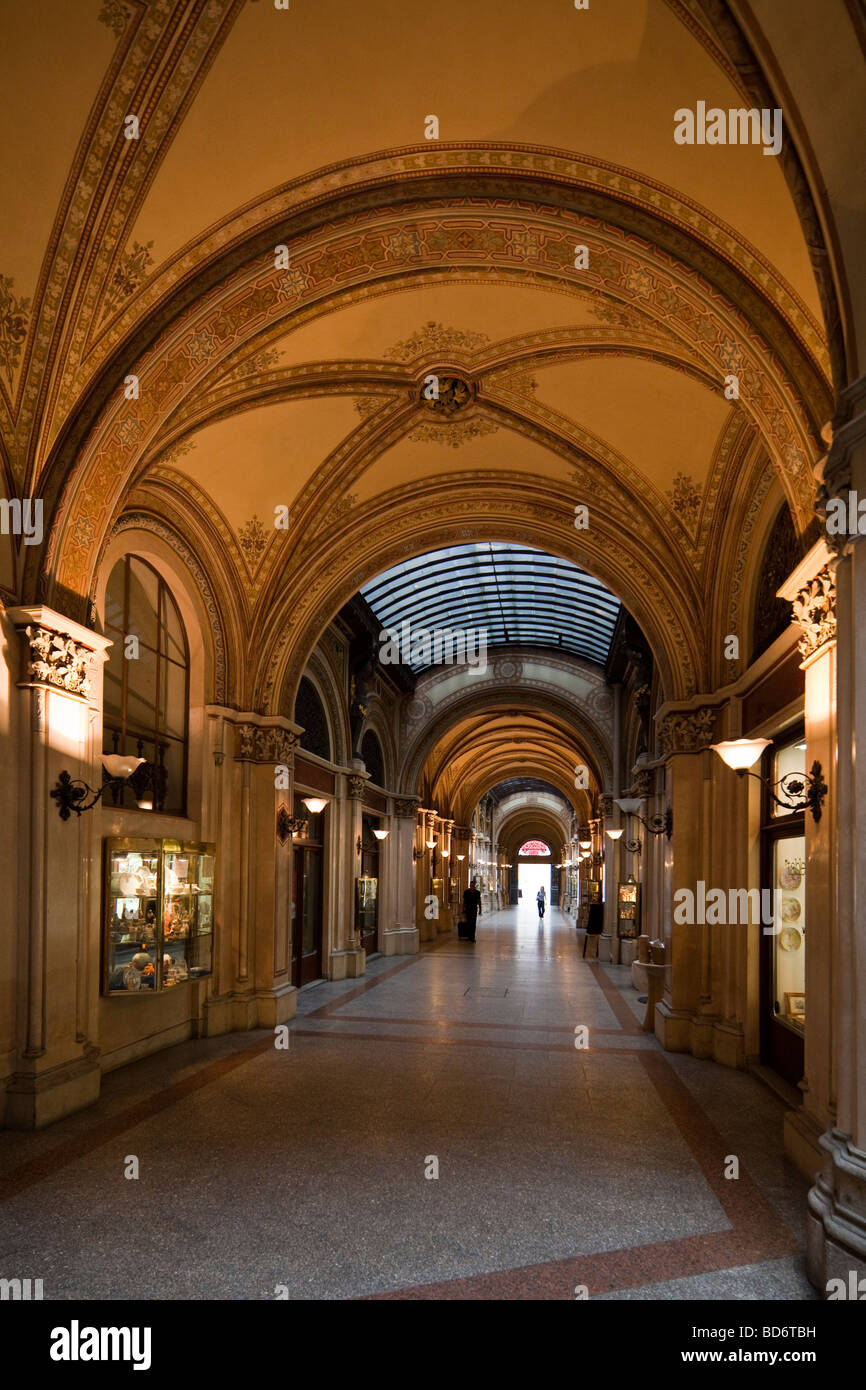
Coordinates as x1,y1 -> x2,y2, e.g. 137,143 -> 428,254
35,149 -> 832,626
399,683 -> 611,808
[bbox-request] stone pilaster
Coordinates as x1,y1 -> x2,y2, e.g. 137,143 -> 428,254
3,608 -> 111,1128
801,379 -> 866,1290
202,709 -> 301,1033
383,796 -> 420,956
653,706 -> 720,1057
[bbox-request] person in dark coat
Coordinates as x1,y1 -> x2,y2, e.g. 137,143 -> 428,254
462,879 -> 481,942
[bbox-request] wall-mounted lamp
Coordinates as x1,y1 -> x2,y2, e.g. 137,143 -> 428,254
614,797 -> 673,842
373,828 -> 389,841
302,797 -> 327,815
441,847 -> 449,857
456,854 -> 465,862
52,755 -> 148,820
412,846 -> 422,862
426,837 -> 436,849
711,740 -> 827,822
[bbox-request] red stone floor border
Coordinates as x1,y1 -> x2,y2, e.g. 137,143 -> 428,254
363,1046 -> 799,1300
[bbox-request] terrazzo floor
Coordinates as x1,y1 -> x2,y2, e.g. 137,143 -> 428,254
0,905 -> 816,1300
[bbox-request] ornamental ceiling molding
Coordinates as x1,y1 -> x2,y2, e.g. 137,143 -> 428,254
51,143 -> 828,437
6,0 -> 238,478
398,686 -> 613,799
408,651 -> 614,737
257,485 -> 703,712
40,201 -> 824,617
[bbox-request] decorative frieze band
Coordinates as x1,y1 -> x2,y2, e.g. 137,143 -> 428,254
791,566 -> 836,661
658,707 -> 716,755
236,723 -> 299,763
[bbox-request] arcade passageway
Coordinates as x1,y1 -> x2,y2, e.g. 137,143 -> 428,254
2,0 -> 865,1310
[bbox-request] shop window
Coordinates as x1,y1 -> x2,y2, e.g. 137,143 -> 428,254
761,731 -> 806,1083
103,556 -> 189,814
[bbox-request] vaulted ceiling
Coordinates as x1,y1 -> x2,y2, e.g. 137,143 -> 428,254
0,0 -> 846,712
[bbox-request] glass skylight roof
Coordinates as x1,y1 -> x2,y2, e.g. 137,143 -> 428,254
361,543 -> 620,673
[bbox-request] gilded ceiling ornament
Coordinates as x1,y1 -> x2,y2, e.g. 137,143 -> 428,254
229,347 -> 283,379
387,321 -> 490,363
97,0 -> 131,38
666,472 -> 703,529
102,241 -> 154,319
791,567 -> 836,660
0,275 -> 30,385
238,515 -> 268,570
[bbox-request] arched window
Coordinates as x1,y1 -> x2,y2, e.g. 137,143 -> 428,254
103,556 -> 189,814
518,840 -> 551,857
294,676 -> 332,761
360,729 -> 385,786
752,504 -> 802,662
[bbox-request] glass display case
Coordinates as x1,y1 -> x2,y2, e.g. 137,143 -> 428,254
617,876 -> 641,938
103,838 -> 215,994
771,834 -> 806,1032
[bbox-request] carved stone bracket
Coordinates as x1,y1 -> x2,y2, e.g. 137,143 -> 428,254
791,566 -> 837,661
348,775 -> 368,799
658,707 -> 716,756
628,767 -> 656,799
236,723 -> 299,763
23,625 -> 92,697
599,793 -> 614,820
393,797 -> 421,819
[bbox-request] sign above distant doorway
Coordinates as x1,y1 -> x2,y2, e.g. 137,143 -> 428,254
518,840 -> 551,857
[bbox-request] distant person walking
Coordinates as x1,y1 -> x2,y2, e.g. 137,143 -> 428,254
537,886 -> 546,919
462,878 -> 482,942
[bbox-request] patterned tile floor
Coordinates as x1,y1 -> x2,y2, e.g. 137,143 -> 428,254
0,906 -> 816,1300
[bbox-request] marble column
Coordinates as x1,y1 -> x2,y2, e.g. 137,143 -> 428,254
3,607 -> 111,1128
653,707 -> 716,1055
383,797 -> 420,956
203,710 -> 301,1031
803,378 -> 866,1288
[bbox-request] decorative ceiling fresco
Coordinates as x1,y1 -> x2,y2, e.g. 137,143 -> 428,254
0,0 -> 851,714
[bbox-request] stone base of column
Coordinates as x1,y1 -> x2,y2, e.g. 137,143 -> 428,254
619,939 -> 638,967
807,1131 -> 866,1294
3,1048 -> 101,1130
783,1105 -> 824,1184
381,927 -> 420,956
204,983 -> 297,1035
329,947 -> 365,980
598,933 -> 614,962
654,1002 -> 745,1067
251,984 -> 298,1029
418,918 -> 437,942
436,908 -> 452,934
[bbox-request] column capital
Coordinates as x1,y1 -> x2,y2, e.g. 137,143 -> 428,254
657,706 -> 716,756
7,605 -> 112,699
393,796 -> 421,819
